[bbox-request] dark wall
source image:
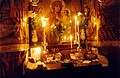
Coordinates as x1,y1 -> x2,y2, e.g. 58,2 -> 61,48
98,1 -> 120,78
99,1 -> 120,41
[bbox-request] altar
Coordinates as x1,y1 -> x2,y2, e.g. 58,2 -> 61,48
24,0 -> 104,77
25,61 -> 103,78
24,45 -> 103,78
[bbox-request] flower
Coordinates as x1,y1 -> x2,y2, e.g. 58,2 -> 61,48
53,22 -> 65,36
80,15 -> 89,28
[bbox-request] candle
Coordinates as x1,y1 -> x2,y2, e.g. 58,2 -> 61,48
70,35 -> 73,49
93,17 -> 96,27
74,16 -> 77,43
42,17 -> 47,52
77,20 -> 79,43
93,17 -> 99,45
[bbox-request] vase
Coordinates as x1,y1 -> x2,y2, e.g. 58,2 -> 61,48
32,30 -> 38,45
80,29 -> 85,40
80,28 -> 87,49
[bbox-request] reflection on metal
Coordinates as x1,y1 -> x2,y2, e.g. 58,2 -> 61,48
30,0 -> 39,6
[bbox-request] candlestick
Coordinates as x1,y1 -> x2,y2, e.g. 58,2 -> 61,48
74,16 -> 77,43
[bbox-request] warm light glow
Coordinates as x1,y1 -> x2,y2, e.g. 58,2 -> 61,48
84,12 -> 87,16
33,12 -> 37,17
42,17 -> 44,24
43,21 -> 46,27
70,35 -> 73,41
35,47 -> 41,54
74,16 -> 77,20
41,17 -> 44,22
31,47 -> 42,61
77,21 -> 79,26
94,17 -> 96,21
70,20 -> 72,23
98,0 -> 102,2
22,21 -> 26,27
42,17 -> 48,27
94,18 -> 96,24
43,50 -> 47,54
24,17 -> 27,22
28,11 -> 37,18
64,36 -> 67,41
33,47 -> 41,57
77,12 -> 82,16
95,36 -> 97,40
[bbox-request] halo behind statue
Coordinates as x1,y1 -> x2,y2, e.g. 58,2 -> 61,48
64,8 -> 71,16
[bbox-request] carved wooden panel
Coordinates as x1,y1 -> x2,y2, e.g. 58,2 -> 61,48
0,0 -> 29,52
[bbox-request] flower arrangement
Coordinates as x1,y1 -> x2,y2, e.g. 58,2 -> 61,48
80,16 -> 89,28
53,22 -> 65,43
79,15 -> 90,49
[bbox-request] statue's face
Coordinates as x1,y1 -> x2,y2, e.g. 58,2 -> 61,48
64,10 -> 68,16
54,5 -> 61,13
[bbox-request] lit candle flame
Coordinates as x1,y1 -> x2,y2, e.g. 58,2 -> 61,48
42,17 -> 46,27
74,16 -> 77,21
24,17 -> 27,22
70,35 -> 72,41
70,20 -> 72,23
77,12 -> 82,16
77,21 -> 79,26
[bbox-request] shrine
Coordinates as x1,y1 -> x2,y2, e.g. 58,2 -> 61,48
0,0 -> 120,78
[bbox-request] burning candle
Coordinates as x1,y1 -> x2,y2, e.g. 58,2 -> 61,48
70,20 -> 72,35
42,17 -> 47,52
70,20 -> 72,24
